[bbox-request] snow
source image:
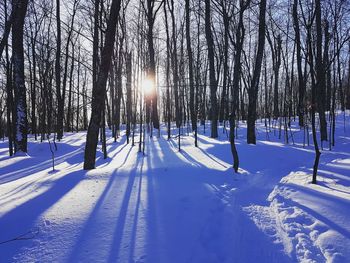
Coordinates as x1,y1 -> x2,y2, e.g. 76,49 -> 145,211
0,114 -> 350,263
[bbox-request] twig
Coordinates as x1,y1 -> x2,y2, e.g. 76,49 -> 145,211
0,228 -> 39,245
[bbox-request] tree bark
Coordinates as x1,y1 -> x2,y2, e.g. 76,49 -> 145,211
205,0 -> 218,138
293,0 -> 305,127
55,0 -> 62,139
230,0 -> 250,172
12,0 -> 29,154
144,0 -> 161,130
315,0 -> 327,142
247,0 -> 266,144
126,52 -> 132,144
185,0 -> 197,142
84,0 -> 122,170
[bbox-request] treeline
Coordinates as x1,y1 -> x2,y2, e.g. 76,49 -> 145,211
0,0 -> 349,182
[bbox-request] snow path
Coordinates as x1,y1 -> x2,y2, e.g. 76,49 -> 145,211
1,118 -> 349,263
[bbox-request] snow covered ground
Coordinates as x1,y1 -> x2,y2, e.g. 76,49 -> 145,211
0,114 -> 350,263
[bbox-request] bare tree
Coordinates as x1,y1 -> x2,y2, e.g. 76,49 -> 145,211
12,0 -> 29,153
247,0 -> 267,144
142,0 -> 163,131
205,0 -> 218,138
84,0 -> 122,170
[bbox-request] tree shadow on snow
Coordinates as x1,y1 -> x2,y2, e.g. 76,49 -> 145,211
0,169 -> 85,261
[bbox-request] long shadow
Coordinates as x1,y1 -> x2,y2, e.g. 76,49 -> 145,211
1,167 -> 86,215
142,135 -> 292,262
128,156 -> 145,262
0,169 -> 85,261
144,137 -> 162,262
107,154 -> 143,262
196,135 -> 216,146
68,148 -> 137,262
0,144 -> 83,184
107,138 -> 129,160
141,136 -> 231,262
197,146 -> 229,169
91,136 -> 129,167
167,138 -> 203,168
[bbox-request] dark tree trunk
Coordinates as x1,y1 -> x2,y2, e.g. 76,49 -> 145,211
84,0 -> 122,170
28,16 -> 39,140
144,0 -> 161,130
164,2 -> 171,140
324,20 -> 331,112
12,0 -> 29,154
57,0 -> 78,140
219,2 -> 230,124
205,0 -> 218,138
266,32 -> 282,119
168,0 -> 180,136
293,0 -> 305,127
55,0 -> 62,139
315,0 -> 327,142
66,44 -> 75,132
126,52 -> 132,144
185,0 -> 197,143
4,0 -> 14,156
247,0 -> 266,144
230,0 -> 250,172
306,10 -> 321,184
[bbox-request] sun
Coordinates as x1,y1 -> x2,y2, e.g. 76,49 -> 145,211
142,78 -> 153,95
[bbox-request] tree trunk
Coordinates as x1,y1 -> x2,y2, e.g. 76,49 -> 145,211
12,0 -> 29,154
126,52 -> 132,144
219,3 -> 230,124
185,0 -> 197,141
293,0 -> 305,127
57,0 -> 78,140
145,0 -> 161,130
247,0 -> 266,144
230,0 -> 250,172
5,0 -> 14,156
315,0 -> 327,142
55,0 -> 62,139
84,0 -> 122,170
164,2 -> 171,140
205,0 -> 218,138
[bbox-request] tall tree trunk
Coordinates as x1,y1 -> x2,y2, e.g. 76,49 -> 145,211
324,20 -> 331,112
219,2 -> 230,124
57,0 -> 78,139
185,0 -> 197,143
307,13 -> 321,184
66,44 -> 75,132
5,0 -> 14,156
293,0 -> 305,127
84,0 -> 122,170
164,2 -> 171,140
126,52 -> 132,144
205,0 -> 218,138
145,0 -> 161,130
230,0 -> 250,172
29,20 -> 38,140
315,0 -> 327,142
247,0 -> 266,144
12,0 -> 29,154
55,0 -> 62,139
168,0 -> 180,133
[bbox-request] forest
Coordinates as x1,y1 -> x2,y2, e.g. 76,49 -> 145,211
0,0 -> 350,262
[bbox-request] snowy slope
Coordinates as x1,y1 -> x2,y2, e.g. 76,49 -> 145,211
0,114 -> 349,263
